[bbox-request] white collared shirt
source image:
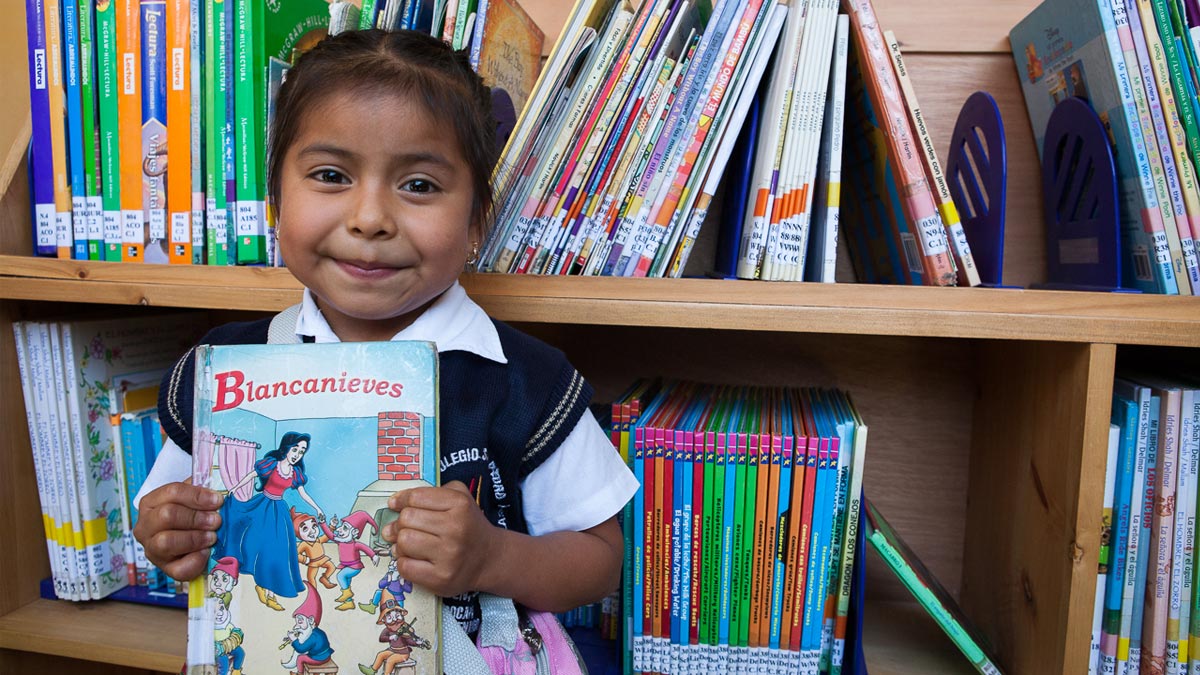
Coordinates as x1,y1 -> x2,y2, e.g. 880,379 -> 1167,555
136,282 -> 638,536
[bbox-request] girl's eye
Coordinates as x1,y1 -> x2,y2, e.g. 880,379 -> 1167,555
312,169 -> 348,184
402,179 -> 436,194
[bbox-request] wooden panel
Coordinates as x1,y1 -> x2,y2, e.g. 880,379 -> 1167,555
0,155 -> 33,257
864,598 -> 979,674
517,324 -> 976,602
962,341 -> 1116,674
876,0 -> 1039,54
2,3 -> 31,174
907,53 -> 1046,289
0,599 -> 185,673
0,302 -> 48,616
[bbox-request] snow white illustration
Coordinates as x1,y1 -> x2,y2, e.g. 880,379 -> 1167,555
213,431 -> 325,609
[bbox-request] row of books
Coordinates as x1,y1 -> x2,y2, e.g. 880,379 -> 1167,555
479,0 -> 982,286
12,314 -> 206,601
1011,0 -> 1200,295
609,380 -> 868,675
22,0 -> 542,266
1089,372 -> 1200,673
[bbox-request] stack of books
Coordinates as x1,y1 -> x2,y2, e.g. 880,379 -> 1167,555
1011,0 -> 1200,295
22,0 -> 542,266
12,314 -> 207,601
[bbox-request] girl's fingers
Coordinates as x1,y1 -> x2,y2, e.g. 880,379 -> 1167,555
142,482 -> 224,512
388,483 -> 471,512
392,555 -> 442,593
391,503 -> 450,536
391,527 -> 441,560
159,548 -> 213,583
145,529 -> 217,569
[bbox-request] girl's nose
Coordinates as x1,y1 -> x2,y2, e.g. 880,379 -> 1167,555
347,183 -> 397,238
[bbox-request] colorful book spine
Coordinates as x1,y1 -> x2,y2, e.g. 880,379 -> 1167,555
63,0 -> 88,259
843,0 -> 955,285
1093,424 -> 1120,674
95,0 -> 123,261
1106,0 -> 1186,295
204,0 -> 228,265
117,0 -> 143,261
26,0 -> 57,256
234,0 -> 265,264
141,0 -> 169,263
189,0 -> 204,264
166,0 -> 191,263
1119,0 -> 1196,296
1129,393 -> 1162,673
46,0 -> 76,258
884,30 -> 980,287
78,0 -> 104,260
1102,396 -> 1138,672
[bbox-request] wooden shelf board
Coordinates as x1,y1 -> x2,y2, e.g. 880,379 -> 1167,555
0,597 -> 976,675
2,257 -> 1199,346
0,598 -> 185,672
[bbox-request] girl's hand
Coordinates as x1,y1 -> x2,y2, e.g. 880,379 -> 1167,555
384,481 -> 496,598
132,481 -> 224,581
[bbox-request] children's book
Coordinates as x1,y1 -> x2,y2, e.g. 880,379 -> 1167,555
474,0 -> 544,125
1009,0 -> 1181,294
863,497 -> 1005,674
186,342 -> 441,675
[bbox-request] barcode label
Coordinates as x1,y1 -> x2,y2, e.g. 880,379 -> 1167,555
900,232 -> 923,273
1133,246 -> 1153,281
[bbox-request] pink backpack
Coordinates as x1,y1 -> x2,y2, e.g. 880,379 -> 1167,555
473,595 -> 588,675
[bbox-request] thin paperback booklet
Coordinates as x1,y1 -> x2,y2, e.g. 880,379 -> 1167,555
187,342 -> 441,675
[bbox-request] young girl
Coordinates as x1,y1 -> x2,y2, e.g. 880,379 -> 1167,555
132,29 -> 638,636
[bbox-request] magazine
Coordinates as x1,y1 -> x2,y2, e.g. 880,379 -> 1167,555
186,341 -> 441,675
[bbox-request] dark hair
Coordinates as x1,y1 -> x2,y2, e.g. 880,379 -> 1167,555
264,431 -> 312,479
268,29 -> 497,229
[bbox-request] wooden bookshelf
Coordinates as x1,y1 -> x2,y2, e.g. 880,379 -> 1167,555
2,0 -> 1199,673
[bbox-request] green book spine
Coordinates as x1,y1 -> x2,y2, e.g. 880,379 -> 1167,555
700,429 -> 717,648
1152,0 -> 1200,175
95,0 -> 122,261
739,434 -> 757,653
452,0 -> 477,49
234,0 -> 263,263
206,0 -> 228,265
78,0 -> 101,259
358,0 -> 377,29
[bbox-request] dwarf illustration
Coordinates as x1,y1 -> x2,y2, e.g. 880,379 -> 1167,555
292,507 -> 337,590
214,594 -> 246,675
281,582 -> 335,675
208,557 -> 240,609
358,589 -> 430,675
360,558 -> 412,614
321,511 -> 379,610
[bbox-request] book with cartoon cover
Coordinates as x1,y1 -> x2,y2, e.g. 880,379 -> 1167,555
186,341 -> 441,675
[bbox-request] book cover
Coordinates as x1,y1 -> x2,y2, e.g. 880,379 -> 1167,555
186,342 -> 441,675
864,498 -> 1005,674
1010,0 -> 1178,293
475,0 -> 543,121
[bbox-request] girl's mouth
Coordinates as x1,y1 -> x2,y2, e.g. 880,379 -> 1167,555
336,259 -> 402,280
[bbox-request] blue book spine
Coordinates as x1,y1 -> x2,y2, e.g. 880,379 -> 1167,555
1131,394 -> 1162,666
1102,397 -> 1138,663
120,414 -> 148,587
719,431 -> 737,662
27,0 -> 58,255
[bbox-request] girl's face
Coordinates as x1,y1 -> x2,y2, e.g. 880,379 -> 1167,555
287,440 -> 308,465
277,89 -> 480,343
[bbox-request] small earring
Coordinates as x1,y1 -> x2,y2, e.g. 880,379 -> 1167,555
466,242 -> 479,266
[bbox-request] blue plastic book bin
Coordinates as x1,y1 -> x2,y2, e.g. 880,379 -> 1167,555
946,91 -> 1015,288
1036,97 -> 1134,293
